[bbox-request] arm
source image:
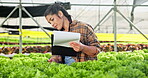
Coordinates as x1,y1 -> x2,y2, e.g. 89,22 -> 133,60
81,44 -> 100,57
69,24 -> 100,57
69,42 -> 100,57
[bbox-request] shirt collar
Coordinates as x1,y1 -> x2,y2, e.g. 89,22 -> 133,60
70,20 -> 78,27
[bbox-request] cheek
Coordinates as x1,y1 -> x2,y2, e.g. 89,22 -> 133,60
56,18 -> 63,27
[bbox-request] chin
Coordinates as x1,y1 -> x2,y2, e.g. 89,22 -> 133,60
57,28 -> 60,30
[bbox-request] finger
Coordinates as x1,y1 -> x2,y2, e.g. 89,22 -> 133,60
48,59 -> 55,62
70,42 -> 79,47
69,41 -> 74,44
69,42 -> 75,47
47,59 -> 52,62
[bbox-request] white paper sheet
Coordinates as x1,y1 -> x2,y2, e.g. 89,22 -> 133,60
53,31 -> 80,47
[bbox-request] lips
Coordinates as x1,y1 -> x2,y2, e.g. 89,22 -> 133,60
54,25 -> 57,29
52,24 -> 57,28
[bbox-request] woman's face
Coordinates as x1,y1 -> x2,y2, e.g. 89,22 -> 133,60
45,13 -> 64,30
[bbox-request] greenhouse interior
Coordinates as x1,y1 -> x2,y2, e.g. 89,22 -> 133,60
0,0 -> 148,78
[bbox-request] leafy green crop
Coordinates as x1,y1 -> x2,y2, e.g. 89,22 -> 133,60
0,49 -> 148,78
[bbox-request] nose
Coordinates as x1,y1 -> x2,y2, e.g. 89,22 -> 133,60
51,24 -> 56,28
51,23 -> 54,27
50,22 -> 55,27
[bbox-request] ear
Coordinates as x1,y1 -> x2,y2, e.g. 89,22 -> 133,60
58,11 -> 64,18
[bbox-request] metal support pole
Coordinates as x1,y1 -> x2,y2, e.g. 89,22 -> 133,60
94,8 -> 113,30
113,0 -> 117,52
0,6 -> 18,27
19,0 -> 22,53
117,10 -> 148,40
22,7 -> 51,38
130,0 -> 136,30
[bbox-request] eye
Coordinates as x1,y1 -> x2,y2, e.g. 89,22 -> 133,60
48,22 -> 51,24
50,18 -> 54,21
48,17 -> 54,24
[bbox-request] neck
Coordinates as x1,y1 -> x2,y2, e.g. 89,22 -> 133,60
63,16 -> 70,32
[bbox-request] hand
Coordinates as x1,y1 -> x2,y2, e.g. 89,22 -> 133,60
47,58 -> 57,63
47,55 -> 59,63
69,41 -> 84,52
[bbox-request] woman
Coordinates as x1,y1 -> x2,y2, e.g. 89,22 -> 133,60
44,3 -> 100,65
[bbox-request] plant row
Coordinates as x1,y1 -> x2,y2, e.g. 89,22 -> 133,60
0,50 -> 148,78
100,44 -> 148,52
0,44 -> 148,54
0,37 -> 50,43
0,46 -> 51,54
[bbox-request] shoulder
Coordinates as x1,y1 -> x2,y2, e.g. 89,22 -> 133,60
70,20 -> 94,31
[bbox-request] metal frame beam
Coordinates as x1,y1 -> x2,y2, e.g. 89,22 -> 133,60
0,2 -> 148,7
0,6 -> 18,27
19,0 -> 22,53
113,0 -> 117,52
0,1 -> 51,53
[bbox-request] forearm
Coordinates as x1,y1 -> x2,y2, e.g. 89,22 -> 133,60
81,45 -> 100,57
